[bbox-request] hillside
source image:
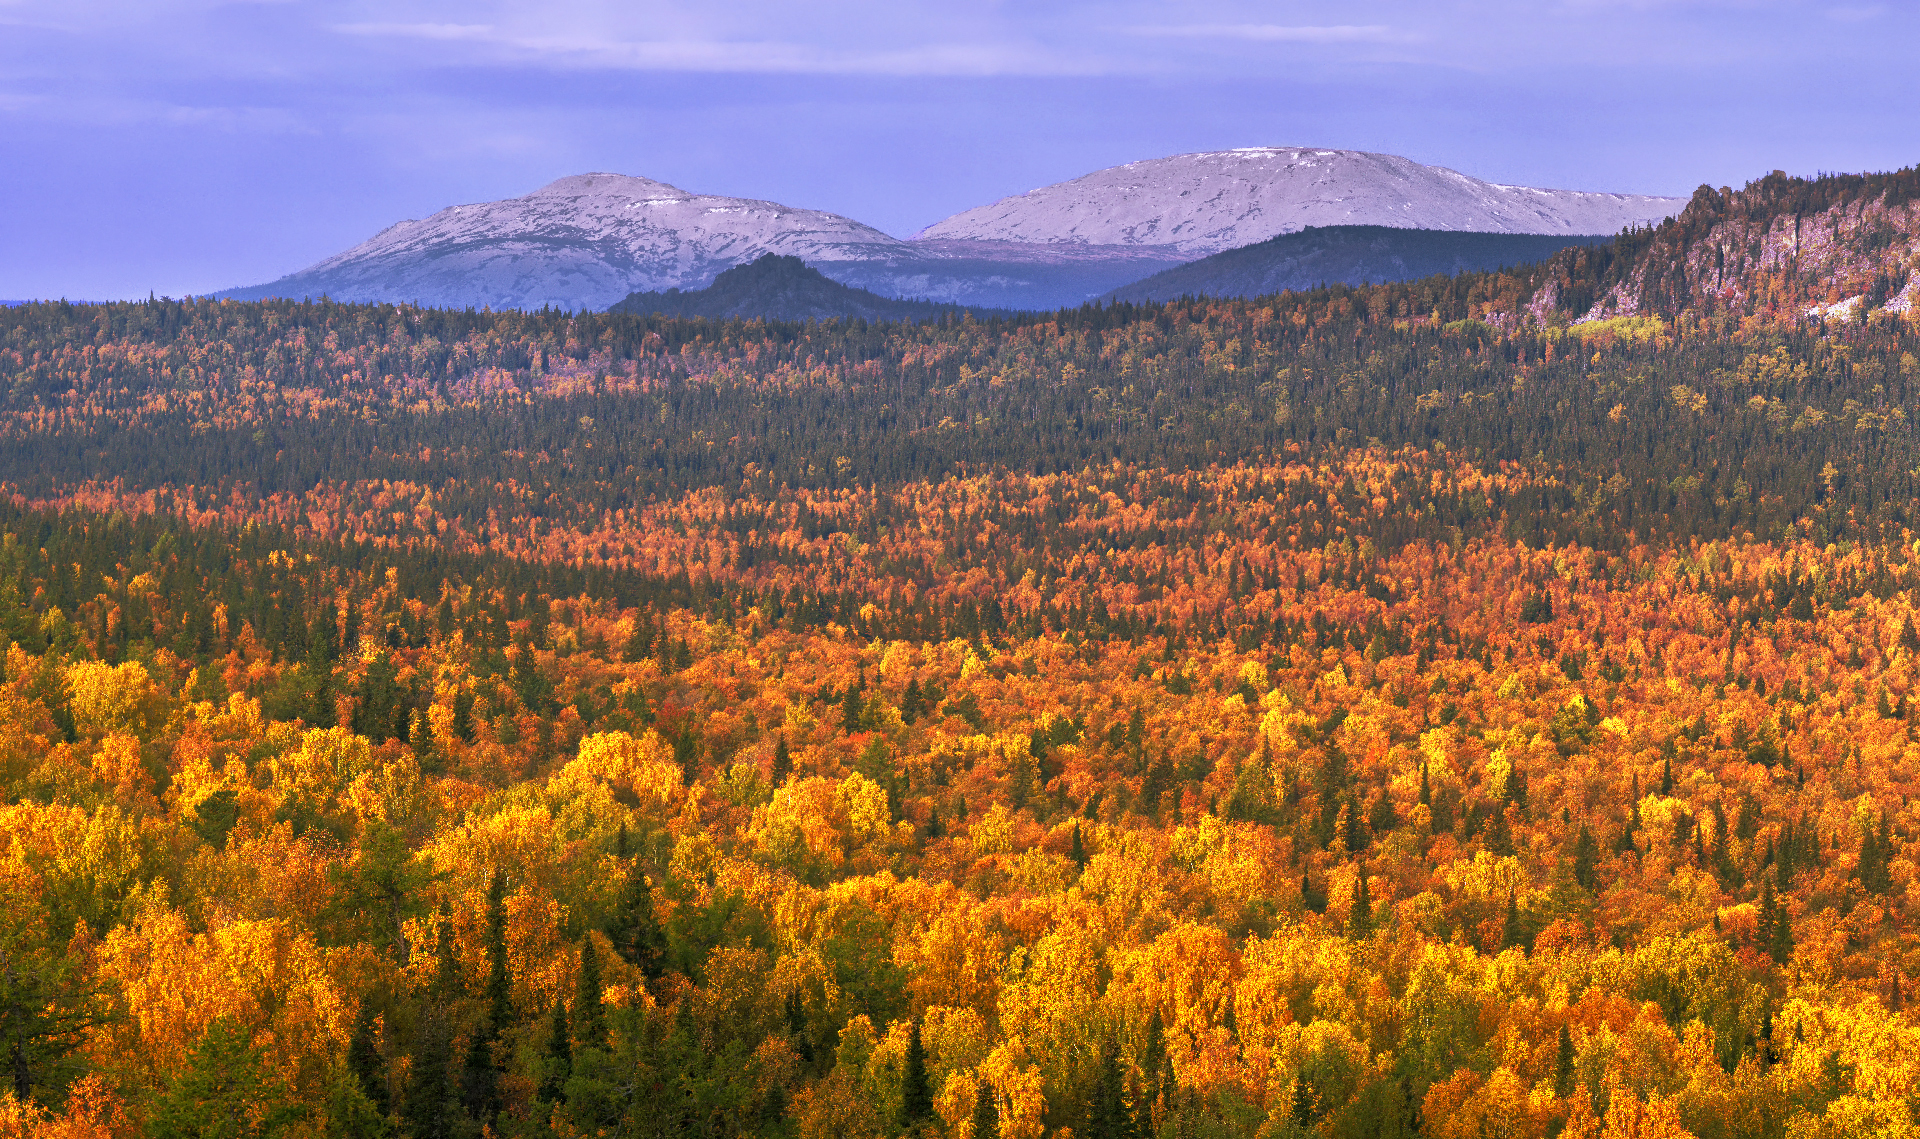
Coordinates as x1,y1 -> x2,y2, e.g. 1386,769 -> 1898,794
1099,226 -> 1607,302
917,147 -> 1682,254
6,166 -> 1920,1139
607,254 -> 1004,322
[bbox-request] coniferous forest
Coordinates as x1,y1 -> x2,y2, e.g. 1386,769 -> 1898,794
2,168 -> 1920,1139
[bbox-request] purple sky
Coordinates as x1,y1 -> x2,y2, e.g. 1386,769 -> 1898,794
2,0 -> 1914,300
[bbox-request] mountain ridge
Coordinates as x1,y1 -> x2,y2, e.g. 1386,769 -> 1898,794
1099,226 -> 1610,303
917,147 -> 1683,254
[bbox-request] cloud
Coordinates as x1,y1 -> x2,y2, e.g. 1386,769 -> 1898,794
330,21 -> 1103,77
1122,23 -> 1403,44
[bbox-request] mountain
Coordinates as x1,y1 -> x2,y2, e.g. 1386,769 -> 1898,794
1100,226 -> 1608,303
609,254 -> 1005,321
214,150 -> 1686,313
217,173 -> 907,312
217,172 -> 1184,313
917,147 -> 1684,255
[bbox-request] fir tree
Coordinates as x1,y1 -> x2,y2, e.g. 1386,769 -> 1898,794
537,998 -> 571,1106
576,938 -> 607,1053
347,1003 -> 390,1119
401,1012 -> 454,1139
901,1019 -> 933,1130
1553,1024 -> 1576,1099
1573,824 -> 1598,891
971,1080 -> 999,1139
1349,871 -> 1373,940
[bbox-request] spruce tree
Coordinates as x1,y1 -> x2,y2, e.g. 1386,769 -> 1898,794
346,1004 -> 390,1118
537,998 -> 571,1106
575,938 -> 607,1053
401,1012 -> 454,1139
608,862 -> 666,980
1573,824 -> 1598,891
971,1080 -> 999,1139
901,1019 -> 933,1130
1553,1024 -> 1576,1099
1349,871 -> 1373,940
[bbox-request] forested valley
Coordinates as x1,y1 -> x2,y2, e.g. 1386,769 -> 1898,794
1,168 -> 1919,1139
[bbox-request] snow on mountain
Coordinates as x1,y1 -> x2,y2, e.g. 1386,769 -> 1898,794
913,148 -> 1686,254
219,173 -> 909,312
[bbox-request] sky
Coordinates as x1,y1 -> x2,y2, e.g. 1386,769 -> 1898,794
1,0 -> 1914,300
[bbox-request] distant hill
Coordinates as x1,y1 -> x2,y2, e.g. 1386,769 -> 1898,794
608,254 -> 1007,321
1100,226 -> 1608,303
919,147 -> 1680,255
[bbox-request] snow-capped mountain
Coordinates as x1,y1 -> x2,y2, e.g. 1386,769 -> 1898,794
219,172 -> 1186,312
220,173 -> 910,312
914,148 -> 1686,255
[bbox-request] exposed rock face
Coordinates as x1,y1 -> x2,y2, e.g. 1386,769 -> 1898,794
917,148 -> 1685,254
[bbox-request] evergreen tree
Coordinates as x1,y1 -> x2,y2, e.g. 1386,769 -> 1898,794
149,1018 -> 300,1139
1086,1041 -> 1130,1139
576,938 -> 607,1053
607,861 -> 667,980
537,998 -> 571,1106
1501,888 -> 1525,952
901,1019 -> 934,1131
772,735 -> 792,782
1573,824 -> 1599,891
1553,1024 -> 1576,1099
1349,871 -> 1373,940
971,1079 -> 999,1139
346,1004 -> 390,1119
400,1012 -> 454,1139
1069,822 -> 1088,868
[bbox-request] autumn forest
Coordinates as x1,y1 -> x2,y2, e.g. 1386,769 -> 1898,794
3,168 -> 1920,1139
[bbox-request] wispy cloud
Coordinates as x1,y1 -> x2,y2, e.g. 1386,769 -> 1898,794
1122,24 -> 1403,44
330,22 -> 1102,76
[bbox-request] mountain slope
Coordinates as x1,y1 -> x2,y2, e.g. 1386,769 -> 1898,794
218,173 -> 909,312
1515,169 -> 1920,324
1099,226 -> 1608,303
609,254 -> 1003,321
917,147 -> 1683,255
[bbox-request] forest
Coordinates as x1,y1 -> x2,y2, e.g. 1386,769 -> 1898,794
0,167 -> 1918,1139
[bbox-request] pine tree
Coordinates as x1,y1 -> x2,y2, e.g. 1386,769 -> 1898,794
347,1004 -> 391,1119
1069,822 -> 1088,868
401,1012 -> 454,1139
1501,888 -> 1525,952
431,901 -> 460,998
1553,1024 -> 1576,1099
1573,824 -> 1598,891
772,735 -> 792,782
537,998 -> 571,1105
901,1019 -> 933,1130
576,938 -> 607,1053
608,862 -> 667,980
971,1079 -> 999,1139
1348,871 -> 1373,940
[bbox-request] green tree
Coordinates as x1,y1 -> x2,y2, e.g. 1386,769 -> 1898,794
148,1018 -> 302,1139
576,938 -> 607,1053
345,1004 -> 390,1119
901,1018 -> 933,1131
400,1013 -> 454,1139
971,1080 -> 999,1139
